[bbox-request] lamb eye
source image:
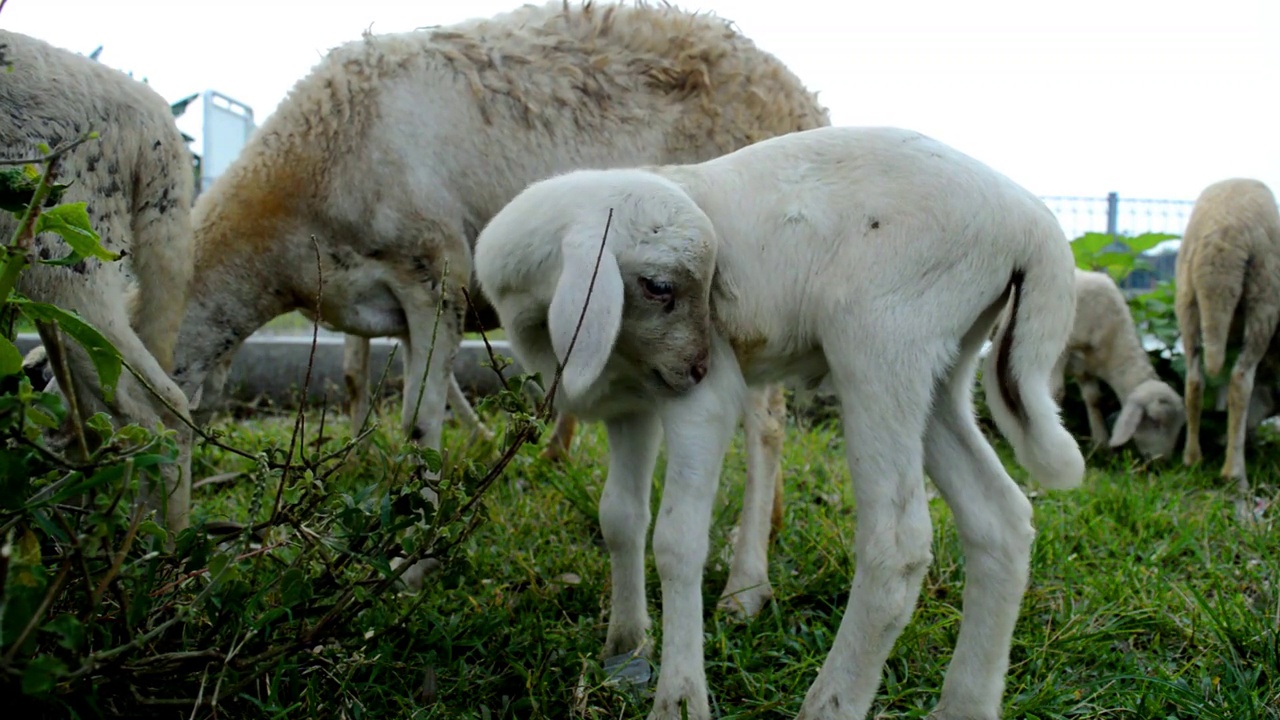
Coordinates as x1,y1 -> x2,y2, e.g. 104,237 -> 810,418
640,277 -> 674,301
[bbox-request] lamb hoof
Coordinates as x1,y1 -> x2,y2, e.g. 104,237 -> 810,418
647,686 -> 710,720
390,556 -> 441,592
716,583 -> 773,620
539,444 -> 571,464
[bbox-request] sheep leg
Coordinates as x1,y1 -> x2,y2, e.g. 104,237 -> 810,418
1222,335 -> 1270,485
399,292 -> 463,488
797,352 -> 933,720
190,353 -> 234,427
539,413 -> 579,462
924,349 -> 1034,720
445,372 -> 495,441
717,383 -> 786,619
1180,299 -> 1205,466
599,410 -> 662,659
1221,271 -> 1280,485
343,334 -> 373,429
1078,377 -> 1111,449
647,373 -> 740,720
49,319 -> 195,535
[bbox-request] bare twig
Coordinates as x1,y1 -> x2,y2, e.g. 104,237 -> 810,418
147,543 -> 286,597
407,261 -> 451,438
0,131 -> 96,168
273,235 -> 326,521
539,208 -> 613,417
38,319 -> 91,459
0,558 -> 71,664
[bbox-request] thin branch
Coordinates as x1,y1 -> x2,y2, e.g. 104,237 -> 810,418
39,319 -> 91,458
272,235 -> 325,520
0,558 -> 71,664
538,208 -> 614,417
0,131 -> 96,168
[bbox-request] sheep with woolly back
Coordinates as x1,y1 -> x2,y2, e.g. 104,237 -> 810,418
168,0 -> 825,606
474,125 -> 1085,720
1176,177 -> 1280,484
1051,268 -> 1186,459
0,29 -> 196,533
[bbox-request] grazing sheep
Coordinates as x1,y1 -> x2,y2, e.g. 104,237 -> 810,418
1176,177 -> 1280,483
1051,268 -> 1185,459
170,0 -> 826,450
168,0 -> 815,605
474,125 -> 1085,720
0,29 -> 196,532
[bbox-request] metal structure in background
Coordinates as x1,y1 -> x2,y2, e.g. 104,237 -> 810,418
199,90 -> 255,195
1041,192 -> 1198,293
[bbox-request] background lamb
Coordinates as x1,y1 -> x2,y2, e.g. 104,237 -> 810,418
1175,177 -> 1280,485
474,125 -> 1086,720
1052,268 -> 1185,459
167,0 -> 822,608
0,29 -> 196,532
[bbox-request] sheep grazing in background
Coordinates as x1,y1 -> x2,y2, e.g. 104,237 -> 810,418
168,0 -> 821,607
474,125 -> 1085,720
0,29 -> 196,532
1176,177 -> 1280,484
1052,268 -> 1185,458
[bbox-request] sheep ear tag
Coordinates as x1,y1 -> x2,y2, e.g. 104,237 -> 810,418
548,229 -> 625,402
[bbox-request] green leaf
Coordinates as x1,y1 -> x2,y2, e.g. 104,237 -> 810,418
13,300 -> 121,402
43,613 -> 85,651
418,446 -> 443,474
137,520 -> 168,542
280,568 -> 312,608
0,166 -> 53,214
1070,232 -> 1119,258
20,654 -> 67,695
1123,232 -> 1179,255
33,202 -> 119,265
0,335 -> 21,377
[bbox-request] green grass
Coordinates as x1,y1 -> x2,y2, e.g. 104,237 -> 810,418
189,404 -> 1280,719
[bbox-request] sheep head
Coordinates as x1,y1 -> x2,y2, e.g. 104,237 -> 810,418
476,169 -> 719,408
1109,378 -> 1187,459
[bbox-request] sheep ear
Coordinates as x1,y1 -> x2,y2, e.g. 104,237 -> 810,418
548,226 -> 625,401
1109,401 -> 1145,447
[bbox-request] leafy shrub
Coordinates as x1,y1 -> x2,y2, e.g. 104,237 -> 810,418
0,37 -> 561,716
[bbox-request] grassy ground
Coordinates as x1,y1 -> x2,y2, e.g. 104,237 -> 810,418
190,401 -> 1279,719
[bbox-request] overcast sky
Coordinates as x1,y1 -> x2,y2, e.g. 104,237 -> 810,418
4,0 -> 1277,205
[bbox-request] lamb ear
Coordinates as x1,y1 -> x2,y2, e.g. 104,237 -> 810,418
1109,401 -> 1145,447
548,225 -> 625,401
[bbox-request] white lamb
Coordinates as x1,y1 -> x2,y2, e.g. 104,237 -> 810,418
1176,177 -> 1280,484
168,1 -> 816,606
475,125 -> 1086,720
1051,268 -> 1185,459
0,30 -> 196,532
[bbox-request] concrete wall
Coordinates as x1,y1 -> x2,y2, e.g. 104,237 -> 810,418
13,333 -> 526,410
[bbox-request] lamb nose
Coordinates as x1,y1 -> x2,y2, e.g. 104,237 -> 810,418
690,355 -> 709,384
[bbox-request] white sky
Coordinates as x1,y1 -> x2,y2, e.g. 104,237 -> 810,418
3,0 -> 1277,203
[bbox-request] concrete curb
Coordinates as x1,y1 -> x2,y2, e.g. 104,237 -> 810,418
14,332 -> 526,409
